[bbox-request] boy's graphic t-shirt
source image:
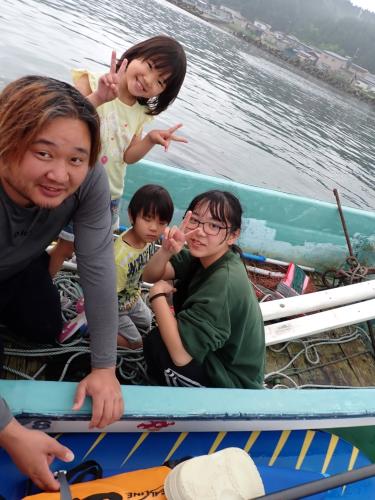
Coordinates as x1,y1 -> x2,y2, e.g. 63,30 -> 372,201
72,69 -> 153,200
114,229 -> 157,310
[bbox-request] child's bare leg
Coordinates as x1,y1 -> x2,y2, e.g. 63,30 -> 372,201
118,300 -> 150,349
48,238 -> 74,277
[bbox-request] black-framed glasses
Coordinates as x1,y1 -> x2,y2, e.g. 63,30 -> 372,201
186,215 -> 229,236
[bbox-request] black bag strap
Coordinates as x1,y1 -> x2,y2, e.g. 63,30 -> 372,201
25,460 -> 103,496
65,460 -> 103,484
56,471 -> 72,500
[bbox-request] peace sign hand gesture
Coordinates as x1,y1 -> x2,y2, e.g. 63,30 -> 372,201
93,50 -> 127,106
147,123 -> 188,152
162,211 -> 199,254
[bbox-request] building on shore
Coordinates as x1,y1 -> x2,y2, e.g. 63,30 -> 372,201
168,0 -> 375,98
316,50 -> 349,72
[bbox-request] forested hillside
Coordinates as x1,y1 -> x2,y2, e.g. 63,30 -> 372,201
210,0 -> 375,72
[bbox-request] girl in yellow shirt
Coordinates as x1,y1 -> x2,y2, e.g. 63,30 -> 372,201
50,35 -> 187,275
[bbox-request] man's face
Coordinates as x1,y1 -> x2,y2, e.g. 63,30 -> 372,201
0,117 -> 91,209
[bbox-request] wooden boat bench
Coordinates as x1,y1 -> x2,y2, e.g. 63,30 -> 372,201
260,280 -> 375,346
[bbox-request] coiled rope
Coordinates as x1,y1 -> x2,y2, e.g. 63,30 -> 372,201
3,335 -> 150,384
322,256 -> 374,287
2,270 -> 150,385
55,271 -> 84,322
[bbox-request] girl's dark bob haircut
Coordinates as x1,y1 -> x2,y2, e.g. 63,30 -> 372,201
186,190 -> 243,234
128,184 -> 174,224
117,35 -> 187,115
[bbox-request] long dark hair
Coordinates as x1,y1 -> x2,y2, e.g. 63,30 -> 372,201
117,35 -> 186,115
186,190 -> 243,255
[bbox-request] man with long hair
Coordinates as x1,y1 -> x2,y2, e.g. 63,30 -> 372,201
0,76 -> 123,490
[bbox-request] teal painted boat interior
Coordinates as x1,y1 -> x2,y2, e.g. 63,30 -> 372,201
121,160 -> 375,270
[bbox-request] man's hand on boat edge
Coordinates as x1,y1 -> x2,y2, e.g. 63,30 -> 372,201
72,366 -> 124,429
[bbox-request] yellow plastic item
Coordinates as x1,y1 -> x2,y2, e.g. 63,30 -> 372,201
23,465 -> 171,499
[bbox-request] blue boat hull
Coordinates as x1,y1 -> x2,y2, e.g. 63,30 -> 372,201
2,428 -> 375,498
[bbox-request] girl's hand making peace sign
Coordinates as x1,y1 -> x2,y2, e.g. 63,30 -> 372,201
162,211 -> 199,254
147,123 -> 188,152
94,50 -> 128,106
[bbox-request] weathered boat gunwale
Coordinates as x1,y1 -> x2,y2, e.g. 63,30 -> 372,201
4,380 -> 375,433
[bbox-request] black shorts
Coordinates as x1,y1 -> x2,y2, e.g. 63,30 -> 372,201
143,328 -> 208,387
0,252 -> 62,369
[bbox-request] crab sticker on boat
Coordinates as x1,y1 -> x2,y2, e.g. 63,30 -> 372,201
137,420 -> 175,431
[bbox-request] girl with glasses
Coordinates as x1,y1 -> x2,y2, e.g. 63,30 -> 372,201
142,190 -> 265,388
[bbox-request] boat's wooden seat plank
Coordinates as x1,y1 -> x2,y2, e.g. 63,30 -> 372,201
283,328 -> 365,387
333,328 -> 375,385
260,280 -> 375,321
265,298 -> 375,346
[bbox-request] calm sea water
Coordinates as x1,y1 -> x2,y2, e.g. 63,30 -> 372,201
1,0 -> 375,209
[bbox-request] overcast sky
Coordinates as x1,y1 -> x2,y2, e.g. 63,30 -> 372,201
350,0 -> 375,12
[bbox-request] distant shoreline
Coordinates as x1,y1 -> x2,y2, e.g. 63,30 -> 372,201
167,0 -> 375,108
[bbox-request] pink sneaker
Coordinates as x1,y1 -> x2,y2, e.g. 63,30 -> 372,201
58,311 -> 87,343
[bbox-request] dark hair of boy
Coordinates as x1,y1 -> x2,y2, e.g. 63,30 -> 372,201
117,35 -> 187,116
128,184 -> 174,224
